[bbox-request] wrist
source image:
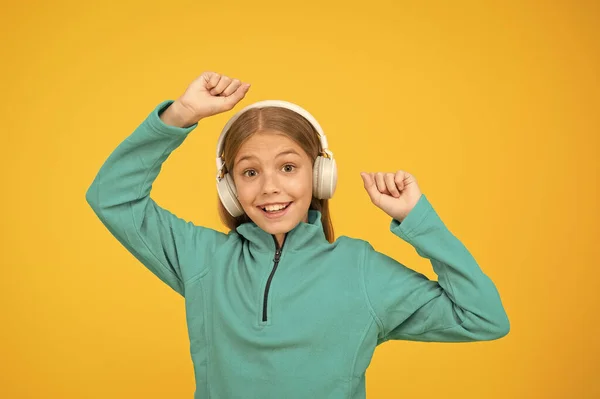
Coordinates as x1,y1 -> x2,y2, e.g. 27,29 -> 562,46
159,100 -> 199,128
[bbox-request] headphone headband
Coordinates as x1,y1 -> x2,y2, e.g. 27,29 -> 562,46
215,100 -> 332,180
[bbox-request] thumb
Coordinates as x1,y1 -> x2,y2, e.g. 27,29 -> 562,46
360,172 -> 379,202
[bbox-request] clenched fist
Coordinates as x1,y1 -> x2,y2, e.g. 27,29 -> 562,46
161,71 -> 251,128
360,171 -> 422,222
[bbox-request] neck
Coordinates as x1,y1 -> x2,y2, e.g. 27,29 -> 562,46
273,233 -> 286,249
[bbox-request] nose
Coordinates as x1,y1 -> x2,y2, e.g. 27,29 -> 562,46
261,170 -> 281,194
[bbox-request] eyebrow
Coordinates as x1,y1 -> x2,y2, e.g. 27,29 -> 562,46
236,149 -> 301,164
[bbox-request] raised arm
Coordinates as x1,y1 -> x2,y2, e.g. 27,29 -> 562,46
359,171 -> 509,343
85,72 -> 251,296
361,194 -> 510,343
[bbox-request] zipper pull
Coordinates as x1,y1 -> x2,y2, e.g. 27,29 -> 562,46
274,248 -> 282,262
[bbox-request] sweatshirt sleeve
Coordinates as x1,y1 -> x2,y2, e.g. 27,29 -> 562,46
361,194 -> 510,343
85,100 -> 229,297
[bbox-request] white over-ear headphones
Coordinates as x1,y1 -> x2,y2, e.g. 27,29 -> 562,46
216,100 -> 337,218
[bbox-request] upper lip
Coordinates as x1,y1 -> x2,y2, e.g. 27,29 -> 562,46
256,201 -> 292,208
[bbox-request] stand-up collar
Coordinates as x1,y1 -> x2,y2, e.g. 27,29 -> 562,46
235,210 -> 329,253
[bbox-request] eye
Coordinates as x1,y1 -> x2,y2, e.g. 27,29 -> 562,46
282,164 -> 295,172
242,169 -> 257,177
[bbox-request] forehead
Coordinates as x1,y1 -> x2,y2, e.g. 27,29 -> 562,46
234,131 -> 308,163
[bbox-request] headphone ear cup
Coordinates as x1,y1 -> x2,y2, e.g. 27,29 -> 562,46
313,156 -> 337,199
217,173 -> 244,217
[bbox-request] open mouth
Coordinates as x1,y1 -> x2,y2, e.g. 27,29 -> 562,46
258,202 -> 292,218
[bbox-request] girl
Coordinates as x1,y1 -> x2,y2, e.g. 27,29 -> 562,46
86,71 -> 509,398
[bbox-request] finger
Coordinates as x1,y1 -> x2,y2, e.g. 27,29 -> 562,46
394,171 -> 406,191
360,172 -> 379,202
222,78 -> 242,96
374,172 -> 390,195
222,83 -> 251,110
385,173 -> 400,197
205,72 -> 221,91
211,76 -> 232,95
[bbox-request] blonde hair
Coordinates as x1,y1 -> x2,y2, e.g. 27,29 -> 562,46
217,106 -> 335,243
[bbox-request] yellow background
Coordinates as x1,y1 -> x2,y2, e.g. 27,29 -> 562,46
1,0 -> 598,397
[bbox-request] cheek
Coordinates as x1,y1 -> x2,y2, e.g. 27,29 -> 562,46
234,181 -> 256,204
289,170 -> 313,197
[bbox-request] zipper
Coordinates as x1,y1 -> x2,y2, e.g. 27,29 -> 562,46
262,235 -> 285,322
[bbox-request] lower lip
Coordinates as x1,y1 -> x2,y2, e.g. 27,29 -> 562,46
260,202 -> 292,219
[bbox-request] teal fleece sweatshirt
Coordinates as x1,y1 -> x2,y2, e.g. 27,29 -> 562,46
85,100 -> 510,398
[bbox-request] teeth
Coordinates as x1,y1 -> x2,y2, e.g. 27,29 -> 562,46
263,203 -> 289,212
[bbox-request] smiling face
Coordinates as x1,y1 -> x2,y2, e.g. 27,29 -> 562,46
232,130 -> 314,246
